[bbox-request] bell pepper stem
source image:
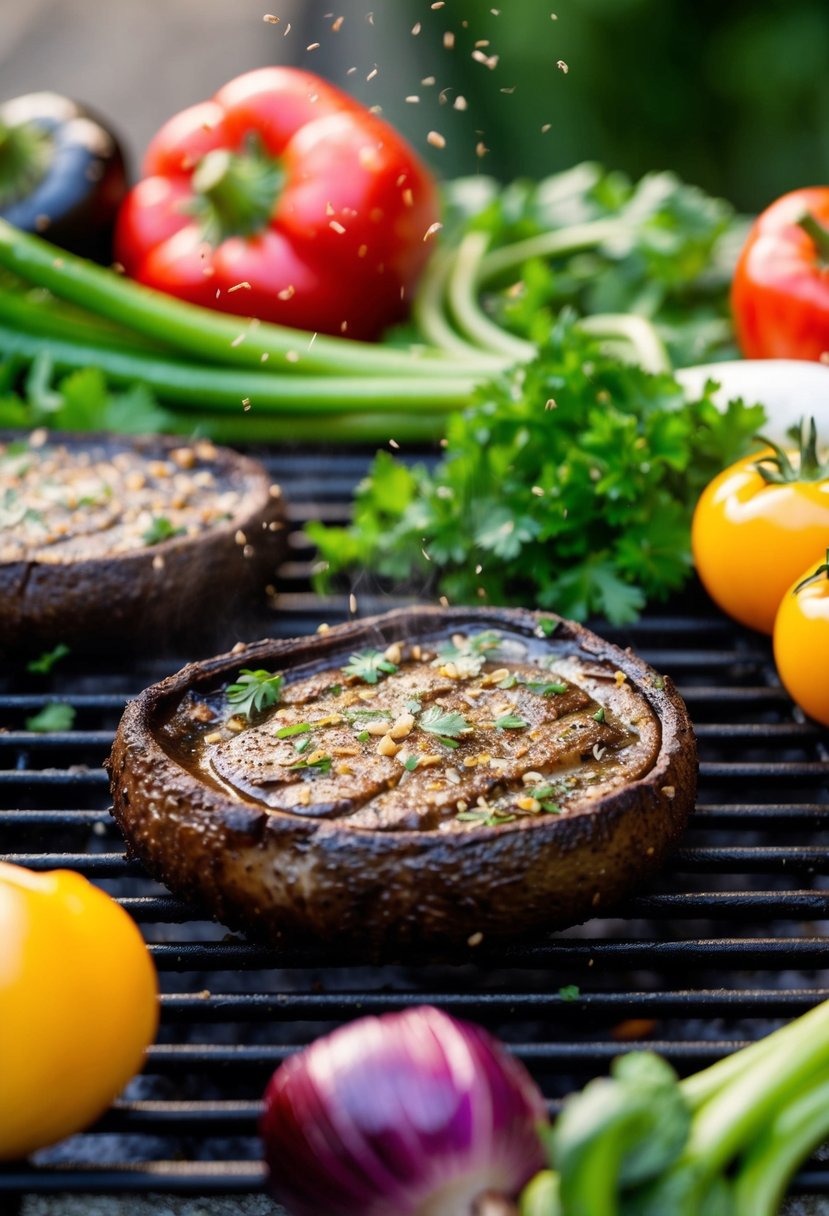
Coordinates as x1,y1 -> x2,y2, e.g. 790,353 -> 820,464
798,211 -> 829,262
191,137 -> 284,244
0,119 -> 52,209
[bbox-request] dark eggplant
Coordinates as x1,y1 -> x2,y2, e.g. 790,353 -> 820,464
0,92 -> 127,263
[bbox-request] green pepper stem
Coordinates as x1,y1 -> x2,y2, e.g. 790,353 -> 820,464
798,211 -> 829,263
0,119 -> 52,209
191,137 -> 284,245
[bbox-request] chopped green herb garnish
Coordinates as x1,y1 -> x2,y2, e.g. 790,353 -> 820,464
294,736 -> 313,754
419,707 -> 472,739
26,643 -> 70,675
404,755 -> 419,772
142,515 -> 185,546
290,754 -> 333,773
558,984 -> 581,1002
25,702 -> 76,733
652,675 -> 666,690
342,649 -> 398,685
438,630 -> 502,661
593,707 -> 606,723
540,801 -> 562,814
537,618 -> 560,637
531,784 -> 557,799
457,808 -> 517,826
342,707 -> 393,721
356,730 -> 370,742
525,680 -> 568,696
327,683 -> 342,697
405,698 -> 423,714
276,722 -> 312,739
226,668 -> 283,719
497,673 -> 519,689
495,714 -> 530,730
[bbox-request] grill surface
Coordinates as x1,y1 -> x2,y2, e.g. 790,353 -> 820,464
2,447 -> 829,1200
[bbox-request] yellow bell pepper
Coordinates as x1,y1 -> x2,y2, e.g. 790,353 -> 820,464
0,862 -> 158,1160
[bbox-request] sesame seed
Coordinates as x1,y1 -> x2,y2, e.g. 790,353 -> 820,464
454,95 -> 468,110
427,131 -> 447,148
306,42 -> 321,51
263,13 -> 280,23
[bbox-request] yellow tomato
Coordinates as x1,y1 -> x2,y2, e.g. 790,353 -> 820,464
773,555 -> 829,728
691,440 -> 829,634
0,863 -> 158,1160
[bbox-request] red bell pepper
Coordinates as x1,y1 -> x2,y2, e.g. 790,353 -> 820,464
114,68 -> 441,341
731,186 -> 829,362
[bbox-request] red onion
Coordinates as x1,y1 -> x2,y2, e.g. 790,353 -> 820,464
260,1005 -> 548,1216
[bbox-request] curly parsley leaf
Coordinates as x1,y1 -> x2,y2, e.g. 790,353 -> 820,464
342,649 -> 398,685
142,515 -> 185,546
226,669 -> 283,719
310,324 -> 764,626
25,702 -> 76,732
26,643 -> 70,675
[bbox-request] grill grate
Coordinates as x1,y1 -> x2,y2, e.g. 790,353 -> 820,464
2,448 -> 829,1199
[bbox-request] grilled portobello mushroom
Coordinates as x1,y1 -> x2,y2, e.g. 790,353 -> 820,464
109,607 -> 696,953
0,430 -> 287,651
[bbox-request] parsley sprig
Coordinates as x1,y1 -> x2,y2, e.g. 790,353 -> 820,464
309,325 -> 764,625
342,649 -> 398,685
226,668 -> 283,719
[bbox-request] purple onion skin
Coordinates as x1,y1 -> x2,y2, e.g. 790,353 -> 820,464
260,1005 -> 548,1216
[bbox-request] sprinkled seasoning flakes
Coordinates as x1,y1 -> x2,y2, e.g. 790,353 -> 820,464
0,437 -> 253,563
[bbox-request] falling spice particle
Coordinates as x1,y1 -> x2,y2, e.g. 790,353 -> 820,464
242,398 -> 251,411
278,285 -> 296,300
542,123 -> 552,133
472,50 -> 499,69
263,13 -> 280,23
422,75 -> 436,86
349,593 -> 358,615
556,59 -> 569,73
306,42 -> 321,51
405,95 -> 420,103
475,141 -> 489,158
227,281 -> 251,293
444,31 -> 455,48
454,95 -> 468,110
389,439 -> 400,450
412,21 -> 422,34
423,221 -> 443,241
283,23 -> 291,35
260,352 -> 269,363
427,131 -> 447,149
366,66 -> 379,82
230,333 -> 246,348
331,15 -> 344,31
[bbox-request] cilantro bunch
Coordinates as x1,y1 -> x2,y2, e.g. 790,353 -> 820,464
309,325 -> 765,625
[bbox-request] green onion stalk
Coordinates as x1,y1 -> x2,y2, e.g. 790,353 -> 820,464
0,215 -> 673,443
519,997 -> 829,1216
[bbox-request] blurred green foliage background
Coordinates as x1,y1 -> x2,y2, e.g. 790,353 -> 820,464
1,0 -> 826,217
313,0 -> 829,216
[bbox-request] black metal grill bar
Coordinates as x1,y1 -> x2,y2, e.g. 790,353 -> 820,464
2,446 -> 829,1202
136,938 -> 829,971
154,989 -> 829,1022
8,845 -> 829,879
102,888 -> 829,924
0,1163 -> 265,1196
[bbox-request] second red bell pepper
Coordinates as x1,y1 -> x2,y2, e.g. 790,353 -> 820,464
731,186 -> 829,362
114,68 -> 441,341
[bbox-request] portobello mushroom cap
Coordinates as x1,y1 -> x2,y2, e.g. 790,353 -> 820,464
0,431 -> 287,652
108,606 -> 697,952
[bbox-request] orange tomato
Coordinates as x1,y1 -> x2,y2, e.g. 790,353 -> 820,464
691,433 -> 829,634
0,863 -> 158,1160
773,554 -> 829,728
